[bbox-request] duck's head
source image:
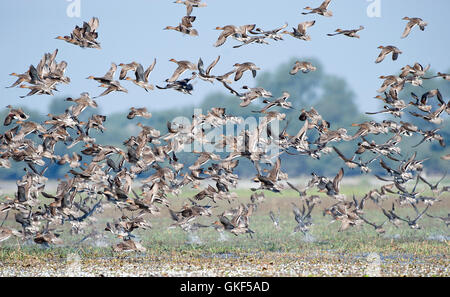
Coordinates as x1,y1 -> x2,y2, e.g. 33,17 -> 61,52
86,76 -> 95,80
377,45 -> 385,49
402,17 -> 410,21
169,58 -> 177,63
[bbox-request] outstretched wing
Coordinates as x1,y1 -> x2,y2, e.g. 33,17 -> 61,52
401,21 -> 414,39
332,168 -> 344,193
144,59 -> 157,81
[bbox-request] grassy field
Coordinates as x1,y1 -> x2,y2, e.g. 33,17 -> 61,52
0,182 -> 449,276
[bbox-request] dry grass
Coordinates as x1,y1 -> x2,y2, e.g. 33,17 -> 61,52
0,182 -> 449,276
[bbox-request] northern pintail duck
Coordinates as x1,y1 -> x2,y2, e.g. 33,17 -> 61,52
125,59 -> 157,91
401,17 -> 427,38
302,0 -> 333,17
282,21 -> 315,41
327,26 -> 364,38
233,62 -> 260,81
56,17 -> 101,49
167,59 -> 197,82
174,0 -> 207,16
375,46 -> 402,63
290,61 -> 317,75
213,24 -> 256,47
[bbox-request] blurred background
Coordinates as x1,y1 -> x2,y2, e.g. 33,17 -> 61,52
0,0 -> 449,180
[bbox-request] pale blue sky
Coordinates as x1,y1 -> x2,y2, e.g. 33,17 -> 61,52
1,0 -> 449,114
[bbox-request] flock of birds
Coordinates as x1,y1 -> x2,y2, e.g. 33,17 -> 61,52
1,0 -> 449,252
